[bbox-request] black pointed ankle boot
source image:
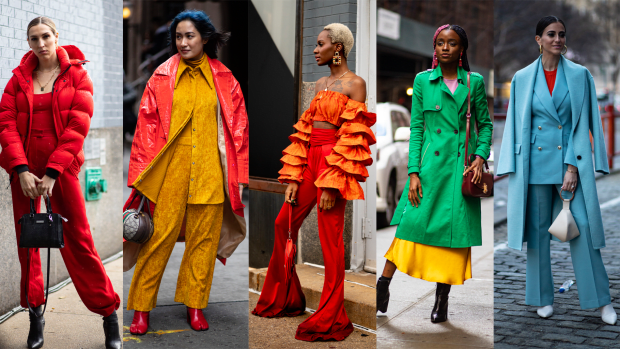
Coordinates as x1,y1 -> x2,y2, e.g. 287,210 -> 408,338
430,283 -> 451,323
103,310 -> 122,349
27,305 -> 45,349
376,276 -> 392,313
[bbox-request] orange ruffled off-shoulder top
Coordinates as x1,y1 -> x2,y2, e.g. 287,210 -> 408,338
278,90 -> 377,200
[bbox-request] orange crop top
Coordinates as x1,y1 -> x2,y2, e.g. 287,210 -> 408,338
278,90 -> 377,200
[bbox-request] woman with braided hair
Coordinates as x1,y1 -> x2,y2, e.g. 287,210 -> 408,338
376,24 -> 493,323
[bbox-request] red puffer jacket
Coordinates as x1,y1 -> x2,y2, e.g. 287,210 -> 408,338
0,45 -> 92,178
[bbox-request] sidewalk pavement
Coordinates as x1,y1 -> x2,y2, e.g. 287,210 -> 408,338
494,171 -> 620,348
248,292 -> 376,349
376,197 -> 495,349
0,256 -> 124,349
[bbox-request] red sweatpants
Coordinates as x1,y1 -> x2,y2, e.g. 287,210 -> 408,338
252,129 -> 354,341
10,128 -> 120,317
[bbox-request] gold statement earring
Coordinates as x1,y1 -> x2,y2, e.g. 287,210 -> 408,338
539,45 -> 542,54
332,51 -> 341,65
561,45 -> 568,55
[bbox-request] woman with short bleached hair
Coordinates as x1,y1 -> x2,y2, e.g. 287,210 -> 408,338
252,23 -> 376,342
0,16 -> 121,349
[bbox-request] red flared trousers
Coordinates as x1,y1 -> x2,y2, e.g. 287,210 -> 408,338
10,126 -> 120,317
252,128 -> 354,341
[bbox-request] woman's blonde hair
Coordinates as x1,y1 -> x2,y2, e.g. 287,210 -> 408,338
27,16 -> 57,37
323,23 -> 354,58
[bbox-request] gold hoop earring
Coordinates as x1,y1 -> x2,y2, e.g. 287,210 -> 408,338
332,51 -> 342,65
539,45 -> 542,54
561,45 -> 568,55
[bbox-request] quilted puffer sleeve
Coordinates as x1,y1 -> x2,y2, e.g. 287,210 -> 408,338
315,99 -> 376,200
277,108 -> 312,183
0,75 -> 28,174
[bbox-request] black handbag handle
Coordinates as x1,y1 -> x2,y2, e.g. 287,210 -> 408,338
24,248 -> 51,318
29,196 -> 53,215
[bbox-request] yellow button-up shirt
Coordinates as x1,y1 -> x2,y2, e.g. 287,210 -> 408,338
170,54 -> 224,205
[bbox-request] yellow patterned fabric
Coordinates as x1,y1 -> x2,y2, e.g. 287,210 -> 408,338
170,53 -> 224,205
127,143 -> 224,311
385,237 -> 472,285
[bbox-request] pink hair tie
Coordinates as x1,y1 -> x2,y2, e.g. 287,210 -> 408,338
432,24 -> 450,69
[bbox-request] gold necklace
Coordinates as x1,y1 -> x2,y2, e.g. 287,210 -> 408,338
35,64 -> 59,92
324,70 -> 350,91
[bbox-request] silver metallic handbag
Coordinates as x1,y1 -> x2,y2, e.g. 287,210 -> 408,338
122,193 -> 154,244
548,189 -> 580,242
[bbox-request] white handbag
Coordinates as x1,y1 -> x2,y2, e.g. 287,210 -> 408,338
548,189 -> 580,242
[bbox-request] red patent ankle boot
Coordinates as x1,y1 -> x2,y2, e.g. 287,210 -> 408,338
186,307 -> 209,331
129,311 -> 149,335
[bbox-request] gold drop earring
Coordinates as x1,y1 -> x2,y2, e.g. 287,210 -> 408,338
332,51 -> 341,65
539,45 -> 542,54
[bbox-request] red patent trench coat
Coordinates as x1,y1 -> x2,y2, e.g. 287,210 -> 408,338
123,54 -> 249,271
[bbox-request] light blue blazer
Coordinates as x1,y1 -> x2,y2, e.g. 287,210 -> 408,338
497,56 -> 609,250
529,58 -> 576,184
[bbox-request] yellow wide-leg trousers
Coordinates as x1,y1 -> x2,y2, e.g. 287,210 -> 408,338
127,143 -> 224,312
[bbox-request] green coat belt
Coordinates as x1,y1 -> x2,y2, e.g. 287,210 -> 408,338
390,66 -> 493,248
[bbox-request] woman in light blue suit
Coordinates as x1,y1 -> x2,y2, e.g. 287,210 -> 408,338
497,16 -> 617,325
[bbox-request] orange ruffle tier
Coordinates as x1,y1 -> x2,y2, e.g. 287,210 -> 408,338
278,108 -> 313,183
315,99 -> 376,200
278,91 -> 376,201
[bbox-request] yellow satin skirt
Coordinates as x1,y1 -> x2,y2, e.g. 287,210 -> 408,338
384,238 -> 472,285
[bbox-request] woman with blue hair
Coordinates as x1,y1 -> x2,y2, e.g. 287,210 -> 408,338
124,10 -> 249,334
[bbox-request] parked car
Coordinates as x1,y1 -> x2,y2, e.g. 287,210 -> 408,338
376,102 -> 411,228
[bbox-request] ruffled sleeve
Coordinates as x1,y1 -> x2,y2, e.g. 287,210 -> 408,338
278,108 -> 312,183
315,99 -> 376,200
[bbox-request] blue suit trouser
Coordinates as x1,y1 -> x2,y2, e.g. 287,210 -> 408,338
524,184 -> 611,309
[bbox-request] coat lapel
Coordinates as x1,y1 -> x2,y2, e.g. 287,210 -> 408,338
534,60 -> 561,123
562,56 -> 585,130
552,59 -> 569,110
152,55 -> 180,140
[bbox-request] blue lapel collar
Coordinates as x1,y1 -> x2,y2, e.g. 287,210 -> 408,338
534,59 -> 561,123
552,59 -> 569,110
561,56 -> 585,129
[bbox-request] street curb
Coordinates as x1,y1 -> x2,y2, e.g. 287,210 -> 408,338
249,265 -> 376,330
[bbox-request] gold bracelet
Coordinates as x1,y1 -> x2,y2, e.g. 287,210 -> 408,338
567,169 -> 577,173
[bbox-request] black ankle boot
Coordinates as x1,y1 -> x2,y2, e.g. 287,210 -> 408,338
103,310 -> 122,349
430,283 -> 451,323
27,305 -> 45,349
376,276 -> 392,313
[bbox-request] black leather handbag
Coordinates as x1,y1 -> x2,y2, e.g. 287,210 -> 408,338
18,196 -> 66,316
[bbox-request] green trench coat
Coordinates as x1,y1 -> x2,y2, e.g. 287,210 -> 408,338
390,67 -> 493,248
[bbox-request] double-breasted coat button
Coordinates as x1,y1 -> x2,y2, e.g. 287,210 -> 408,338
538,126 -> 542,130
558,125 -> 562,129
437,129 -> 441,134
435,151 -> 439,156
538,147 -> 542,151
454,130 -> 458,134
577,155 -> 582,160
435,105 -> 440,110
558,146 -> 562,150
458,152 -> 461,156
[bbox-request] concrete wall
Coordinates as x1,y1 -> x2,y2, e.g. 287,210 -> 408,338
0,0 -> 123,316
302,0 -> 357,82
